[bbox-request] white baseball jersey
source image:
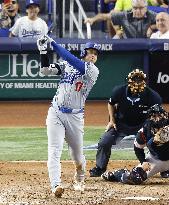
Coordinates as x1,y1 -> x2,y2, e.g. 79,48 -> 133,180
54,60 -> 99,110
42,60 -> 99,111
11,16 -> 48,38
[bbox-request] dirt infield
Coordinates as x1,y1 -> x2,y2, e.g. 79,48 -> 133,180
0,101 -> 108,127
0,101 -> 169,205
0,101 -> 169,127
0,161 -> 169,205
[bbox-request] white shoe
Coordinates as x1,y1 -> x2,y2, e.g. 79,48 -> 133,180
52,185 -> 64,198
73,181 -> 85,193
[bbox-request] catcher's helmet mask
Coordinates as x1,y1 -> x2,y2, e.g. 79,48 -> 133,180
148,104 -> 169,133
148,104 -> 168,123
80,42 -> 100,58
147,104 -> 165,116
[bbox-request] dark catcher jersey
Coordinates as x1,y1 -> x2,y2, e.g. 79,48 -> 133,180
109,85 -> 162,126
136,120 -> 169,161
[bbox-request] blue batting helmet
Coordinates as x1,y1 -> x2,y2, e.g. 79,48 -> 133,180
26,0 -> 40,9
80,42 -> 100,58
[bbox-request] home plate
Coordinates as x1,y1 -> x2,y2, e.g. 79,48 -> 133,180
121,196 -> 159,201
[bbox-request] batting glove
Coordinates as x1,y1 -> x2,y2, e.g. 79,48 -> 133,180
37,35 -> 48,54
37,35 -> 54,54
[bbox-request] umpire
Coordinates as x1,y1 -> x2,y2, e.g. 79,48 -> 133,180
89,69 -> 162,177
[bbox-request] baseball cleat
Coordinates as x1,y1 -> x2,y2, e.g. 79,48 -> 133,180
89,166 -> 106,177
52,185 -> 64,198
73,181 -> 85,193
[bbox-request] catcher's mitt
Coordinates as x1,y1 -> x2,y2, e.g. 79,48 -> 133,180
154,125 -> 169,145
101,171 -> 116,182
101,169 -> 129,182
121,167 -> 147,185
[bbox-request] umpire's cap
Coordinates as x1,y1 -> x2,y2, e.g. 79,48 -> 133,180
80,42 -> 100,58
147,104 -> 165,116
26,0 -> 40,8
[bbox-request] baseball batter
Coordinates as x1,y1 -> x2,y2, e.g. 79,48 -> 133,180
101,104 -> 169,184
37,35 -> 100,197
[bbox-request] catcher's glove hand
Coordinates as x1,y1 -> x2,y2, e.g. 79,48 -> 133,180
154,125 -> 169,145
121,167 -> 147,185
101,169 -> 129,182
101,171 -> 116,182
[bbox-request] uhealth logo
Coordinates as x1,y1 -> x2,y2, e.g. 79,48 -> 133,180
0,54 -> 43,78
157,72 -> 169,83
0,54 -> 57,78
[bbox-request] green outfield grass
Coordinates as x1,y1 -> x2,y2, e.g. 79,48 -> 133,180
0,127 -> 136,161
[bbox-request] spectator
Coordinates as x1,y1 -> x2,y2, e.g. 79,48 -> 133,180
0,6 -> 11,29
0,0 -> 19,29
3,0 -> 20,26
85,0 -> 157,38
89,69 -> 162,177
9,0 -> 48,38
114,0 -> 160,11
150,12 -> 169,38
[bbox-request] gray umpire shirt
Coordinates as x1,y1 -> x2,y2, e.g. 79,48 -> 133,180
111,10 -> 156,38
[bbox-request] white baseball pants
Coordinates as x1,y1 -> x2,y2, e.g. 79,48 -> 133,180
46,106 -> 85,189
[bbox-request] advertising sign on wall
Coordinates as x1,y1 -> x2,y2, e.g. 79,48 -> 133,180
0,51 -> 144,100
0,53 -> 59,100
0,40 -> 146,100
149,51 -> 169,103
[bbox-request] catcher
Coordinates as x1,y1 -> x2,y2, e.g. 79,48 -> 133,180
101,104 -> 169,184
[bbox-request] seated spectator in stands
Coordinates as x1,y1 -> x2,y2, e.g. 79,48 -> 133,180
0,6 -> 11,29
150,12 -> 169,38
114,0 -> 168,11
85,0 -> 157,38
91,0 -> 167,38
114,0 -> 160,11
3,0 -> 20,27
9,0 -> 48,38
0,0 -> 19,29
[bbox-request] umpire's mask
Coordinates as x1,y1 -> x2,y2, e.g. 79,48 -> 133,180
127,69 -> 146,94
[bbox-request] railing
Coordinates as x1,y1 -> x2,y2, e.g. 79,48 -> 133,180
45,0 -> 57,35
67,0 -> 91,39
